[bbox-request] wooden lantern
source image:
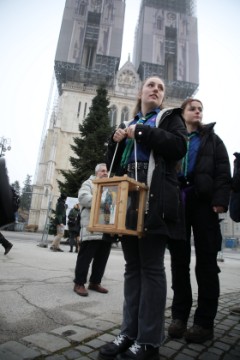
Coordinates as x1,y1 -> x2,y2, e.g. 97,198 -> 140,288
87,175 -> 148,238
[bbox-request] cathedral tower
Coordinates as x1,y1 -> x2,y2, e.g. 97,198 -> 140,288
54,0 -> 125,94
133,0 -> 198,101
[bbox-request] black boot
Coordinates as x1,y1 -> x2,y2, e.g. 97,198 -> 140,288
4,243 -> 13,255
0,232 -> 13,255
69,246 -> 73,252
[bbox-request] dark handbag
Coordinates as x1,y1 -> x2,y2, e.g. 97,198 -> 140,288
67,219 -> 76,227
48,221 -> 57,235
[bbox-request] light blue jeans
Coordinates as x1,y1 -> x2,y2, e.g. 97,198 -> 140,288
120,234 -> 167,347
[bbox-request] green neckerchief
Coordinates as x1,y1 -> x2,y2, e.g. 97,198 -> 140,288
181,132 -> 198,177
120,112 -> 155,168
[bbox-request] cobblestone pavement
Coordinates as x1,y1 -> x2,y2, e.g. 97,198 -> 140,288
0,292 -> 239,360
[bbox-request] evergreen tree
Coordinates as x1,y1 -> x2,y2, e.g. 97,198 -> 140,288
20,175 -> 33,210
58,85 -> 114,196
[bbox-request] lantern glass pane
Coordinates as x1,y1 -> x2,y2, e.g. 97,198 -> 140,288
98,186 -> 118,225
125,190 -> 140,230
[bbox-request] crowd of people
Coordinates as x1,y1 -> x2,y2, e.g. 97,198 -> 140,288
1,75 -> 239,359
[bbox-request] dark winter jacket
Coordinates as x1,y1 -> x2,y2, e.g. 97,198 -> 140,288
185,123 -> 231,210
106,108 -> 188,240
54,198 -> 67,225
232,152 -> 240,192
229,152 -> 240,223
68,207 -> 81,233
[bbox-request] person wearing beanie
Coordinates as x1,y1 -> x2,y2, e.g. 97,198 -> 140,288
50,193 -> 67,252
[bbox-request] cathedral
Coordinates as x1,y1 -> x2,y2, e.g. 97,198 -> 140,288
29,0 -> 199,231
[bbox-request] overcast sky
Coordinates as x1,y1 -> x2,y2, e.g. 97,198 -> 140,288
0,0 -> 240,187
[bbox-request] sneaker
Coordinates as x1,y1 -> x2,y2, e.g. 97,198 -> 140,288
4,243 -> 13,255
88,283 -> 108,293
117,342 -> 159,360
98,334 -> 133,360
184,324 -> 213,343
168,319 -> 187,338
73,284 -> 88,297
56,248 -> 64,252
229,306 -> 240,315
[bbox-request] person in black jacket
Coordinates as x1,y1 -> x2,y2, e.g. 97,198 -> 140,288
0,157 -> 19,228
168,98 -> 231,343
0,158 -> 20,255
68,203 -> 81,253
98,76 -> 187,360
50,193 -> 67,252
229,152 -> 240,315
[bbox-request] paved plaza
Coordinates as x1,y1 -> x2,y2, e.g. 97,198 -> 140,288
0,231 -> 239,359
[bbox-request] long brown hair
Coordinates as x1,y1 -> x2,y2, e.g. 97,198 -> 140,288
181,98 -> 203,112
132,76 -> 165,117
181,98 -> 204,130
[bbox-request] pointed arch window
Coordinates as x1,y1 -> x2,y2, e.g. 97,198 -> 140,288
156,16 -> 163,30
77,101 -> 81,118
166,56 -> 174,81
75,0 -> 87,16
121,106 -> 129,123
83,102 -> 88,118
109,105 -> 117,127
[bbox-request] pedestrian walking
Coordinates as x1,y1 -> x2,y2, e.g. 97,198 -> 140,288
50,193 -> 67,252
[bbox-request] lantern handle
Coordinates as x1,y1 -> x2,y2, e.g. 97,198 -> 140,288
133,139 -> 138,182
108,142 -> 119,178
108,123 -> 138,182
